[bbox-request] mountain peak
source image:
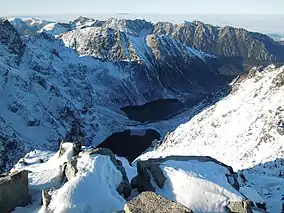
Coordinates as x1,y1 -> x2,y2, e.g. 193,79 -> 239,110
0,18 -> 25,59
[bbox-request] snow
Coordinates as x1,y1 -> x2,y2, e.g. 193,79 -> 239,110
38,23 -> 69,36
12,146 -> 74,213
137,65 -> 284,212
150,160 -> 243,213
239,187 -> 265,204
116,156 -> 137,181
242,172 -> 284,213
46,154 -> 125,213
12,148 -> 127,213
141,66 -> 284,171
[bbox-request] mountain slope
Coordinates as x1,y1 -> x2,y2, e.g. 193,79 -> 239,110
154,21 -> 284,62
0,19 -> 235,171
137,65 -> 284,212
10,17 -> 284,65
141,65 -> 284,170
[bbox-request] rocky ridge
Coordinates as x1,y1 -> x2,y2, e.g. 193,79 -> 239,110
6,142 -> 265,213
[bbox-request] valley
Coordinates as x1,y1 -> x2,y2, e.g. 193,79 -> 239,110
0,15 -> 283,213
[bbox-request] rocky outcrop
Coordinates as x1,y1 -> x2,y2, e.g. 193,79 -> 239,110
0,170 -> 30,213
0,18 -> 25,61
42,187 -> 56,209
124,191 -> 193,213
84,147 -> 132,198
61,146 -> 132,198
58,141 -> 82,158
132,156 -> 239,192
228,200 -> 253,213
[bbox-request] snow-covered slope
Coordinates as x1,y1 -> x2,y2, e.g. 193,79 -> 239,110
142,65 -> 284,171
139,65 -> 284,212
9,17 -> 71,36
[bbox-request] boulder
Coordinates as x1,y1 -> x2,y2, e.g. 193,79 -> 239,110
133,155 -> 240,192
84,148 -> 132,198
133,160 -> 166,192
131,175 -> 155,193
42,187 -> 56,209
228,200 -> 253,213
0,170 -> 30,213
124,191 -> 193,213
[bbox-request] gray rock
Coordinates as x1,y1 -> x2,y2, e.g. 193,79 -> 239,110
58,141 -> 82,158
0,170 -> 30,213
42,187 -> 56,209
65,158 -> 78,181
228,200 -> 253,213
124,191 -> 193,213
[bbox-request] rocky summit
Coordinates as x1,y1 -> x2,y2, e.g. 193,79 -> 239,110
0,15 -> 283,213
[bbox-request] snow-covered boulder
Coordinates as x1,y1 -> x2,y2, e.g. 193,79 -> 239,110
132,156 -> 248,213
10,145 -> 131,213
46,153 -> 126,213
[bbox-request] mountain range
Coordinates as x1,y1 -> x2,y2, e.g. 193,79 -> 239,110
0,16 -> 283,213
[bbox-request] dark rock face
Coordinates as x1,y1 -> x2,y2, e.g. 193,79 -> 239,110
0,19 -> 25,60
121,99 -> 185,122
61,26 -> 240,103
153,21 -> 284,62
0,123 -> 25,173
42,187 -> 56,210
0,170 -> 30,213
124,191 -> 193,213
97,129 -> 161,162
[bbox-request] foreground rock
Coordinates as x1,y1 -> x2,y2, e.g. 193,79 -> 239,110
0,170 -> 30,213
44,145 -> 130,212
124,191 -> 193,213
133,156 -> 251,213
133,156 -> 239,193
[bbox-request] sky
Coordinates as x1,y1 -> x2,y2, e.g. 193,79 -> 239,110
1,0 -> 284,33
